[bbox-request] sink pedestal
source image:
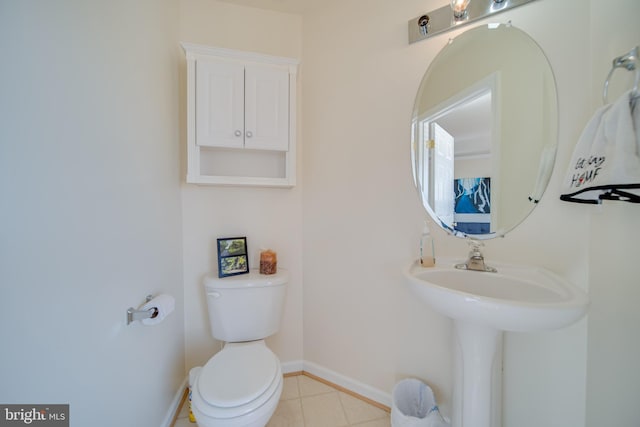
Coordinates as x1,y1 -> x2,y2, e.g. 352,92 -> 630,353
403,259 -> 589,427
452,321 -> 503,427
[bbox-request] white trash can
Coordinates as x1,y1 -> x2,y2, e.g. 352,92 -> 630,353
391,379 -> 449,427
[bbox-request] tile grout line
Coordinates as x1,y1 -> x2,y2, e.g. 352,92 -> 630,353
301,371 -> 391,413
296,373 -> 389,427
336,389 -> 351,426
295,375 -> 307,427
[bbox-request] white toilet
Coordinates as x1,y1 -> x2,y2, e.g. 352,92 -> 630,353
190,269 -> 288,427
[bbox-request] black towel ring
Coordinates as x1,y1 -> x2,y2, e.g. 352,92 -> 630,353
602,46 -> 639,105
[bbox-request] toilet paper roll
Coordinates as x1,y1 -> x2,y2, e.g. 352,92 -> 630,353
141,294 -> 175,326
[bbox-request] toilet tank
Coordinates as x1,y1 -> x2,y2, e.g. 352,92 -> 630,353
204,269 -> 288,342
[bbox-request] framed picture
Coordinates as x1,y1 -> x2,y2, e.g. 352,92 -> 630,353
453,177 -> 491,234
217,237 -> 249,278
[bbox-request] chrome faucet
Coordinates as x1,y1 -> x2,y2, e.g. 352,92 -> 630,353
455,240 -> 497,273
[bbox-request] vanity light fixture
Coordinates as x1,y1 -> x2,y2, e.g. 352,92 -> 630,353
409,0 -> 539,43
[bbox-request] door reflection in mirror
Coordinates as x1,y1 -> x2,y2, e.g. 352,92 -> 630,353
416,76 -> 497,234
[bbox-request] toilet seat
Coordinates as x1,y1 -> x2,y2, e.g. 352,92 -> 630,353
193,341 -> 282,420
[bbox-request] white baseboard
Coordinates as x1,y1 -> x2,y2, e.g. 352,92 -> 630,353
161,376 -> 188,427
281,359 -> 304,374
300,360 -> 392,408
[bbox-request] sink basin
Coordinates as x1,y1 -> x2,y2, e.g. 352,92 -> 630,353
404,259 -> 589,332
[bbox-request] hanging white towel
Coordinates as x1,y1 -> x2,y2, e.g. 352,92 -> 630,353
560,90 -> 640,204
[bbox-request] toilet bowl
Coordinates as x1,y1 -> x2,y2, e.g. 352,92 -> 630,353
191,341 -> 283,427
193,269 -> 289,427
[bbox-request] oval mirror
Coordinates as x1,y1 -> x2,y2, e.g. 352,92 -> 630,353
411,24 -> 558,239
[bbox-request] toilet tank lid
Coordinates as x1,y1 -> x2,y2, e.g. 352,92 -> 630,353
205,269 -> 289,290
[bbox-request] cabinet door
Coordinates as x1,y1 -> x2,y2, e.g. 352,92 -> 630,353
244,65 -> 290,151
196,59 -> 244,148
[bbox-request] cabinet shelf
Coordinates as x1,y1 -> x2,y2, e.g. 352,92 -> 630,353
182,43 -> 298,187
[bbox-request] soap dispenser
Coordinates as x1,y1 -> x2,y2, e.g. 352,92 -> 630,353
420,222 -> 435,267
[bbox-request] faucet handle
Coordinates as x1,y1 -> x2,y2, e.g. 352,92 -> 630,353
455,239 -> 497,272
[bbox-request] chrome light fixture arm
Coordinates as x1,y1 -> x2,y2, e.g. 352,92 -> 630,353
408,0 -> 539,44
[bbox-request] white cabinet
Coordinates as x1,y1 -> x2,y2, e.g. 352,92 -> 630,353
182,43 -> 298,187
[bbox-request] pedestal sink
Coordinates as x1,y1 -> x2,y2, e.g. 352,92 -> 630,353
403,259 -> 589,427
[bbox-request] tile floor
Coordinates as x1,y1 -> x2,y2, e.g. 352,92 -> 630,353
173,374 -> 391,427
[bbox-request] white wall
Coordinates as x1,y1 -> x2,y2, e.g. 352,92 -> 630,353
586,1 -> 640,426
178,0 -> 304,370
0,1 -> 185,426
301,0 -> 451,410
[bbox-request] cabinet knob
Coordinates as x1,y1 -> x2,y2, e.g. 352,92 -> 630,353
234,130 -> 242,137
246,131 -> 253,138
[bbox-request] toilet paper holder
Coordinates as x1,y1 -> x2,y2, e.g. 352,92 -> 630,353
126,295 -> 159,325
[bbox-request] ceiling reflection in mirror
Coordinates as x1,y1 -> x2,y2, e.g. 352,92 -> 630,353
411,23 -> 558,239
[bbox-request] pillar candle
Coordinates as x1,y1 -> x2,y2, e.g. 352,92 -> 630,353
259,250 -> 277,275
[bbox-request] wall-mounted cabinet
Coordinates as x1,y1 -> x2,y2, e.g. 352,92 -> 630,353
182,43 -> 299,187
